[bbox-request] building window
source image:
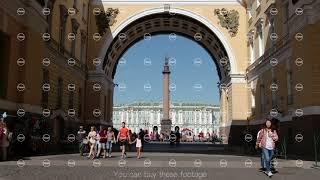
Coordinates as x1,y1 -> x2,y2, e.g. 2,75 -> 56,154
283,2 -> 289,34
256,23 -> 264,58
57,78 -> 63,109
59,5 -> 68,53
78,88 -> 82,117
0,31 -> 10,99
292,0 -> 299,5
68,91 -> 74,109
260,84 -> 265,113
71,19 -> 79,58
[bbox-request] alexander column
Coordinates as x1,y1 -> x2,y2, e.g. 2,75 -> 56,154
161,57 -> 172,135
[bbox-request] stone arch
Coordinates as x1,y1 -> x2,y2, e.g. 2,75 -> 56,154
98,7 -> 237,80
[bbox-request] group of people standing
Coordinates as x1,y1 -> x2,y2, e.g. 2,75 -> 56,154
77,122 -> 144,160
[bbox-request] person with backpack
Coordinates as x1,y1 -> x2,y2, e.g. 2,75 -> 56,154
256,119 -> 279,177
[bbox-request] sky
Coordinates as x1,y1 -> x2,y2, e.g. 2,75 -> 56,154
113,34 -> 220,105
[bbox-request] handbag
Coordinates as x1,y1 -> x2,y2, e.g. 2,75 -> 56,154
89,138 -> 96,144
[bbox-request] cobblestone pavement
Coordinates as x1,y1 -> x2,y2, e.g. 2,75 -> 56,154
0,152 -> 319,180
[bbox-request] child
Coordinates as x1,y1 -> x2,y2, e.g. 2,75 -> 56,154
130,133 -> 142,159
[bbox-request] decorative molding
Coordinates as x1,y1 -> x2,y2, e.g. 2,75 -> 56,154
95,8 -> 119,35
214,8 -> 239,37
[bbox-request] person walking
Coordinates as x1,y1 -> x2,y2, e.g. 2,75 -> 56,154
87,126 -> 97,160
0,121 -> 10,161
256,119 -> 278,177
106,127 -> 115,158
77,126 -> 86,156
130,132 -> 142,159
97,127 -> 107,158
117,122 -> 131,159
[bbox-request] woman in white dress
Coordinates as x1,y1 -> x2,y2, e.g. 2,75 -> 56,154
130,133 -> 142,159
87,126 -> 97,160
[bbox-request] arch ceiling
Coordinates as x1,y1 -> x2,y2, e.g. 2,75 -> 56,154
103,12 -> 233,80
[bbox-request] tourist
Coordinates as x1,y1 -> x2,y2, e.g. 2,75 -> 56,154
117,122 -> 130,159
0,121 -> 9,161
257,127 -> 266,172
160,133 -> 163,142
256,119 -> 278,177
206,132 -> 210,142
87,126 -> 97,160
97,127 -> 107,158
130,131 -> 143,159
95,125 -> 103,158
77,126 -> 86,156
106,127 -> 115,157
